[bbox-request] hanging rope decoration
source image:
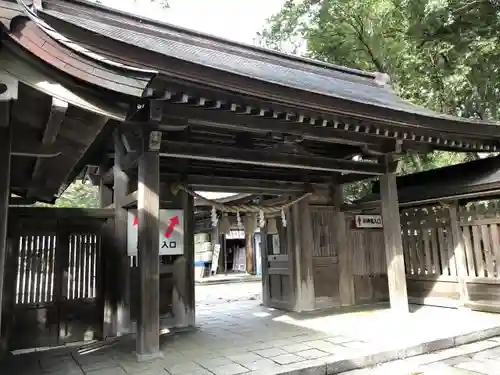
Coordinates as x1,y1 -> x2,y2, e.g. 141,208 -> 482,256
210,206 -> 218,227
173,184 -> 311,230
236,211 -> 243,228
281,208 -> 287,228
259,210 -> 265,228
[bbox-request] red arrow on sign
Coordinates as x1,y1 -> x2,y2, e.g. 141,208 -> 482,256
132,215 -> 179,239
164,216 -> 179,238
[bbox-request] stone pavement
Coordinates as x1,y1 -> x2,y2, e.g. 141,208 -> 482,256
3,283 -> 500,375
343,336 -> 500,374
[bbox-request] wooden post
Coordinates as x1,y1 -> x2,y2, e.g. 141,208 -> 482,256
291,199 -> 316,312
380,157 -> 409,313
260,226 -> 270,307
333,186 -> 355,306
112,130 -> 130,336
172,190 -> 195,328
136,129 -> 162,361
245,232 -> 255,275
0,109 -> 12,341
99,167 -> 113,208
449,202 -> 468,302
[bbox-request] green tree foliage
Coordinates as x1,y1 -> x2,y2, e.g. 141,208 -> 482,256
260,0 -> 500,199
37,182 -> 99,208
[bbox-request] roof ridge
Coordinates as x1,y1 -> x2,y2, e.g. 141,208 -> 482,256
51,0 -> 381,81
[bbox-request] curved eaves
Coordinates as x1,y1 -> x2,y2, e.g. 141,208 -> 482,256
5,0 -> 156,98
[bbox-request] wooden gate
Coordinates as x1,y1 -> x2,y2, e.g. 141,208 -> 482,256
4,208 -> 113,350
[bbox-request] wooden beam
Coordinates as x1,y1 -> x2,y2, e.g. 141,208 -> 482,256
380,156 -> 408,313
11,142 -> 62,158
161,103 -> 392,148
291,199 -> 316,311
9,196 -> 36,206
99,167 -> 113,208
172,190 -> 195,328
161,174 -> 327,194
160,141 -> 385,175
28,98 -> 68,197
136,129 -> 162,361
0,101 -> 12,349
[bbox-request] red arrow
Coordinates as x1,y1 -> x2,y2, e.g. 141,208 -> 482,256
164,216 -> 179,238
133,216 -> 138,226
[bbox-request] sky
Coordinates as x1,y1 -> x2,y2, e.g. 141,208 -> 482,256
98,0 -> 287,44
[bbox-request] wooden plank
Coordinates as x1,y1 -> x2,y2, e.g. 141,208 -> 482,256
89,234 -> 96,298
430,228 -> 440,275
26,236 -> 35,304
422,229 -> 432,275
136,132 -> 161,361
491,224 -> 500,277
461,218 -> 500,226
75,234 -> 82,299
402,228 -> 411,274
449,203 -> 469,302
481,225 -> 495,277
380,163 -> 408,313
437,228 -> 450,276
33,235 -> 41,303
333,187 -> 354,306
462,226 -> 476,277
18,236 -> 27,304
0,117 -> 11,337
408,225 -> 419,275
472,225 -> 485,277
47,235 -> 55,302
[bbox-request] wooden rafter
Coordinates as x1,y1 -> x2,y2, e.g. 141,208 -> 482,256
28,97 -> 67,197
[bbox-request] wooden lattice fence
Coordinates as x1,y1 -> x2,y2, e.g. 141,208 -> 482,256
401,203 -> 500,311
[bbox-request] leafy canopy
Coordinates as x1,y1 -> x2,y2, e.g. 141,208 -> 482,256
260,0 -> 500,199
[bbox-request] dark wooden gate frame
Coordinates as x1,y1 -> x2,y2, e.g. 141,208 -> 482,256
3,208 -> 113,350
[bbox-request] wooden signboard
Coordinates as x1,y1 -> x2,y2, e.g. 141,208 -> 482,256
354,214 -> 383,229
211,244 -> 221,274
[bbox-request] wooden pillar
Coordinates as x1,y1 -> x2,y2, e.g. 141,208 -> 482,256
333,187 -> 355,306
291,199 -> 316,312
246,232 -> 255,275
449,202 -> 468,302
99,168 -> 113,208
111,131 -> 130,336
0,108 -> 12,341
260,226 -> 270,307
380,157 -> 409,313
172,191 -> 195,328
136,130 -> 162,360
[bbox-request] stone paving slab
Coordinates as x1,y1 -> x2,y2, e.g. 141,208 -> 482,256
3,300 -> 500,375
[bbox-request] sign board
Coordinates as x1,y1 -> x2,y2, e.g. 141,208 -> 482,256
354,214 -> 383,229
211,244 -> 221,274
127,209 -> 184,256
226,229 -> 245,240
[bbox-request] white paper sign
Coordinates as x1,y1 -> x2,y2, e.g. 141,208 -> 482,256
127,209 -> 184,256
354,214 -> 383,229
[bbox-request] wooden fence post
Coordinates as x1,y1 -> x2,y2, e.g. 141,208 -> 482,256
448,202 -> 468,303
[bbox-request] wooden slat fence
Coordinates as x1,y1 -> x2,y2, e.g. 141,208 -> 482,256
400,203 -> 500,310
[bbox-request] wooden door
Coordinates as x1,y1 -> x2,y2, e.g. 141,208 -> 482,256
262,221 -> 293,310
7,217 -> 105,350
